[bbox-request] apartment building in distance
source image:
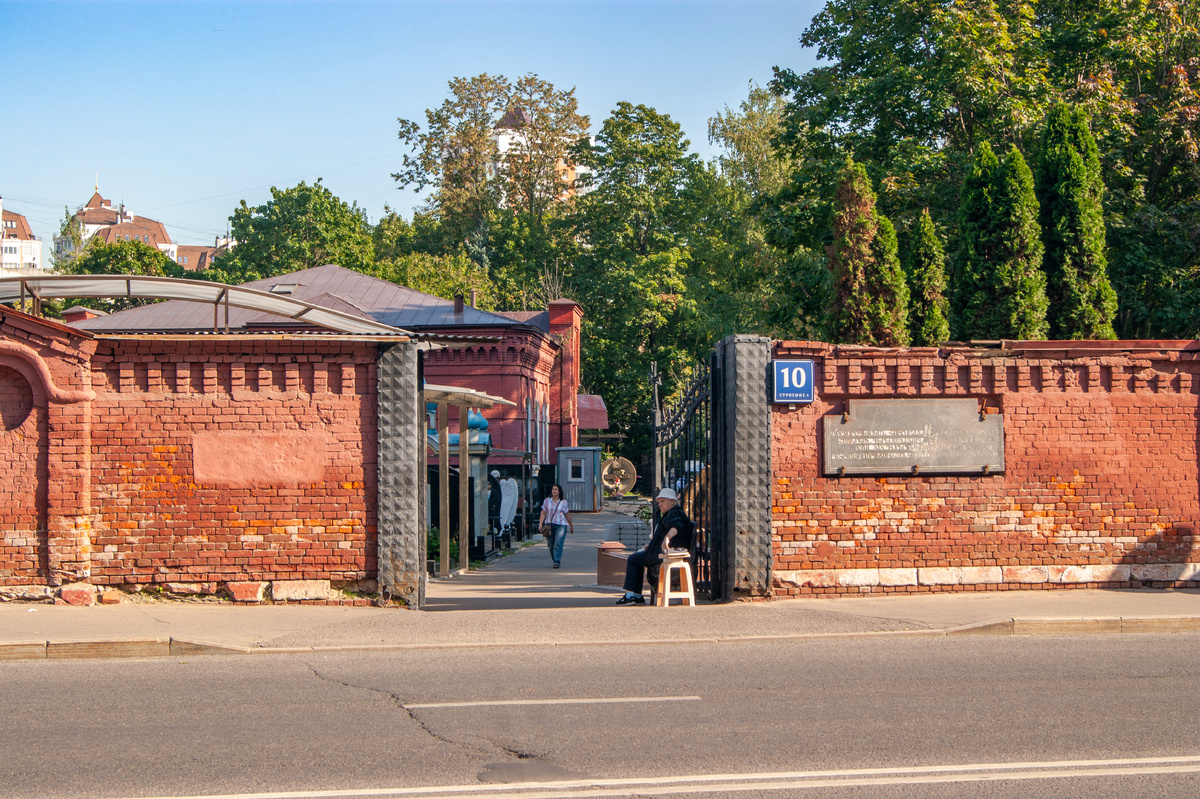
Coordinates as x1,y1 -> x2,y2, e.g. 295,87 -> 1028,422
0,196 -> 44,271
53,188 -> 224,271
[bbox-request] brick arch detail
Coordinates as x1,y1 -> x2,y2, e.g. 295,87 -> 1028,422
0,340 -> 95,406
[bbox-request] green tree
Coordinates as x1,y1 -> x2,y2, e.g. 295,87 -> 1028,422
709,82 -> 793,200
395,73 -> 510,266
993,145 -> 1050,340
51,206 -> 85,271
957,143 -> 1049,340
501,74 -> 590,228
366,252 -> 495,308
210,180 -> 374,283
955,142 -> 1001,338
1036,103 -> 1118,339
768,0 -> 1200,338
62,239 -> 187,312
827,159 -> 908,345
394,73 -> 588,303
568,102 -> 705,462
700,82 -> 825,340
907,209 -> 951,345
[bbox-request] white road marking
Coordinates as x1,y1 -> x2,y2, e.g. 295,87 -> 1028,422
112,753 -> 1200,799
402,695 -> 702,710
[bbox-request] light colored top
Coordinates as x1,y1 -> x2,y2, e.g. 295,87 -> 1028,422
541,497 -> 570,526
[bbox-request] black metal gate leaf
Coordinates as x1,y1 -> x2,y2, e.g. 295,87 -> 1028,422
651,358 -> 721,600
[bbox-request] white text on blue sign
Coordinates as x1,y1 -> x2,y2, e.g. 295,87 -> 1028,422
773,360 -> 815,403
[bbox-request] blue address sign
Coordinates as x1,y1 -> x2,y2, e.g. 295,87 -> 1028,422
773,360 -> 815,404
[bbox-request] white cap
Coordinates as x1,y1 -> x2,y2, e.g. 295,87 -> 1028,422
656,488 -> 679,501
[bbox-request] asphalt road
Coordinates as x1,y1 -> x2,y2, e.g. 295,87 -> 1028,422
3,633 -> 1200,798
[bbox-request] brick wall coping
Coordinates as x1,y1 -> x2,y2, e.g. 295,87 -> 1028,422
776,340 -> 1200,359
90,332 -> 407,343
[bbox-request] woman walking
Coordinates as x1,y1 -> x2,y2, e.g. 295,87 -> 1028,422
539,484 -> 574,568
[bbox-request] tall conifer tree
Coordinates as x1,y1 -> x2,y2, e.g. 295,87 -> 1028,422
1036,104 -> 1117,339
993,145 -> 1049,340
955,143 -> 1000,340
908,209 -> 950,346
868,216 -> 910,345
827,159 -> 909,345
956,143 -> 1049,340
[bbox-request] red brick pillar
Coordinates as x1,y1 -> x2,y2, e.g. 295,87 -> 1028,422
547,300 -> 583,454
0,329 -> 96,586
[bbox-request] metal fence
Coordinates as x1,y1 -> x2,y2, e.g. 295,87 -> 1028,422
651,358 -> 721,600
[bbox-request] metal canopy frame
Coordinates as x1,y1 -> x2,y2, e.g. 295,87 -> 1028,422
0,274 -> 409,336
420,384 -> 515,579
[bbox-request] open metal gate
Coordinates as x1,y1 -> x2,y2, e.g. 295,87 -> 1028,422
650,358 -> 722,600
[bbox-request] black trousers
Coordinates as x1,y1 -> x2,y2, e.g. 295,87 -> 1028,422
622,549 -> 661,596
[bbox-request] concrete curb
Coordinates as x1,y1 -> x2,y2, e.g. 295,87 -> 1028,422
4,615 -> 1200,660
46,638 -> 169,659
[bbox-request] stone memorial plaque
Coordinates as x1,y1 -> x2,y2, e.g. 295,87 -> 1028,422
823,399 -> 1004,476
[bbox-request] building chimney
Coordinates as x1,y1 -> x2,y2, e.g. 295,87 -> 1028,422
469,289 -> 477,308
454,293 -> 464,314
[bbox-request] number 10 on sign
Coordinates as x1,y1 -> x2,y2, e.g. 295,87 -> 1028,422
773,360 -> 815,404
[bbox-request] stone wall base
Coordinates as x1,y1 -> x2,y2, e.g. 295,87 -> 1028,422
776,563 -> 1200,595
0,580 -> 382,606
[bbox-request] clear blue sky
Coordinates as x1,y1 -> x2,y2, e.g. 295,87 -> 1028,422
1,1 -> 821,249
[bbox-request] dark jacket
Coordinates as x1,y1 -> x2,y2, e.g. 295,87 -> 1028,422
648,505 -> 693,562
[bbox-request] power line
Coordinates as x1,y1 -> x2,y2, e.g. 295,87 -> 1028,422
142,149 -> 405,213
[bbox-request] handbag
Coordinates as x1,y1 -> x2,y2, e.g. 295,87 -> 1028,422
539,499 -> 561,536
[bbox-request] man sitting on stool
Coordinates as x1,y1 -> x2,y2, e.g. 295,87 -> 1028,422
616,488 -> 694,606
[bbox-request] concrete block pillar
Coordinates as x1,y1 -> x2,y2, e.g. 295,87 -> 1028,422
375,342 -> 425,608
714,335 -> 773,598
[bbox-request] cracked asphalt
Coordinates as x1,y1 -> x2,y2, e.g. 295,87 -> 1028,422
5,631 -> 1200,798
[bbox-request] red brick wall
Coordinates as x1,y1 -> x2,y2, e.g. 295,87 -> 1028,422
0,365 -> 45,583
85,339 -> 378,589
0,309 -> 97,588
772,341 -> 1200,595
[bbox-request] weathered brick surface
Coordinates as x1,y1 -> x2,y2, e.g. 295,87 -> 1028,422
0,306 -> 381,599
771,341 -> 1200,596
59,583 -> 96,606
86,340 -> 378,589
0,310 -> 97,587
0,365 -> 44,583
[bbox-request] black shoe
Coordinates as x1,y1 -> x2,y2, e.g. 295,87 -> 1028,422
615,595 -> 645,606
553,563 -> 560,568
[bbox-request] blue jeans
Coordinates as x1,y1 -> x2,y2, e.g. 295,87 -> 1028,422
548,524 -> 567,565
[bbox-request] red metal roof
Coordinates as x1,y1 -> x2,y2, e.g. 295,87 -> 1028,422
577,394 -> 608,429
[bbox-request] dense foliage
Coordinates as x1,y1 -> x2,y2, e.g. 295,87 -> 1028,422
765,0 -> 1200,340
55,5 -> 1200,465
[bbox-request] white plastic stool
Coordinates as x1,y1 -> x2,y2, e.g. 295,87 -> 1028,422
655,550 -> 696,607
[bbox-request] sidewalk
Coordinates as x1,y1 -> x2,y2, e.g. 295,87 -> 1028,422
3,509 -> 1200,660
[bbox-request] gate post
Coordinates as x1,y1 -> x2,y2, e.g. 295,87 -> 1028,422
714,335 -> 773,599
376,342 -> 426,608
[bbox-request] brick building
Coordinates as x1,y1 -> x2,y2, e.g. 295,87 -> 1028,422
52,189 -> 226,271
0,197 -> 43,271
0,266 -> 586,606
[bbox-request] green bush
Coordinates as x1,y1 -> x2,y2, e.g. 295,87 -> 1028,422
426,527 -> 460,562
